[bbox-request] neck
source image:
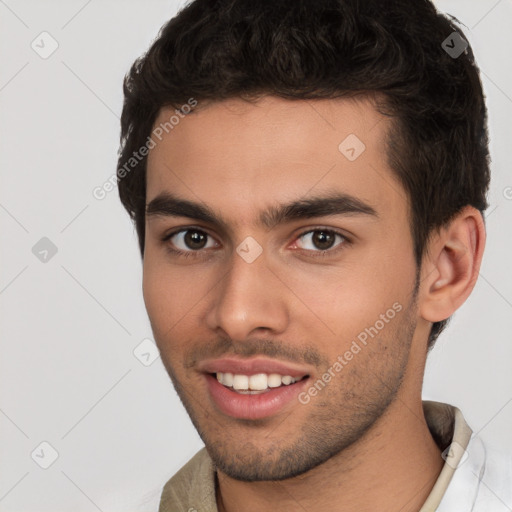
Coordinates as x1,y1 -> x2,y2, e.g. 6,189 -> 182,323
216,392 -> 444,512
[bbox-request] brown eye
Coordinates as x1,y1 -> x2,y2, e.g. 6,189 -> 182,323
167,229 -> 217,252
183,230 -> 208,249
311,231 -> 336,250
296,229 -> 345,252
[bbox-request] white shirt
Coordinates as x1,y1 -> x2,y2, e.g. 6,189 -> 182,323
420,401 -> 512,511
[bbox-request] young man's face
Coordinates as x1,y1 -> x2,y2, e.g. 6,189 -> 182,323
143,96 -> 423,481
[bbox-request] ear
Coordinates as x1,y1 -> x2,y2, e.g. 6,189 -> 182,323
419,206 -> 486,324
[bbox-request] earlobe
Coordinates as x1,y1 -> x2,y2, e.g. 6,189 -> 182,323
419,207 -> 486,323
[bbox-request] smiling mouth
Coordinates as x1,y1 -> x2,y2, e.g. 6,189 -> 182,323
210,372 -> 309,394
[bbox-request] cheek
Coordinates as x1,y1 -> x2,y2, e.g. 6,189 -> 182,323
142,253 -> 211,342
142,268 -> 187,370
279,256 -> 413,349
142,253 -> 167,324
142,254 -> 183,341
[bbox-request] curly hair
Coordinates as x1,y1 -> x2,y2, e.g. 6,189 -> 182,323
116,0 -> 490,350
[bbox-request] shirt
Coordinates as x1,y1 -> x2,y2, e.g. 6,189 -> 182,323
158,400 -> 512,511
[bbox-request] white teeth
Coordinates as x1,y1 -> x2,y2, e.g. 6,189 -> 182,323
249,373 -> 268,391
267,373 -> 283,388
223,372 -> 234,387
232,374 -> 249,390
215,372 -> 303,391
281,375 -> 293,385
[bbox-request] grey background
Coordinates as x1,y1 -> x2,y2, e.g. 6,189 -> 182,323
0,0 -> 511,510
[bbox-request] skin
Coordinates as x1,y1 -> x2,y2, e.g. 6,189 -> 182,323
143,95 -> 485,512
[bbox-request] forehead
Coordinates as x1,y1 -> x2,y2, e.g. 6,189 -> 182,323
145,95 -> 407,226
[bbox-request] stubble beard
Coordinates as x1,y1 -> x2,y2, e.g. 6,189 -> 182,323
160,295 -> 417,482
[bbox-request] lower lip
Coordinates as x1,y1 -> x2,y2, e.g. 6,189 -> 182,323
205,373 -> 309,420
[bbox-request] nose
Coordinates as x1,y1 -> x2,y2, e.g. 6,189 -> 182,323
205,245 -> 289,340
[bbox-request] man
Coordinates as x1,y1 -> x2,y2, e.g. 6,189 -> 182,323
117,0 -> 512,510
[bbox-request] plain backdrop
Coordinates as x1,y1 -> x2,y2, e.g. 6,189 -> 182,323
0,0 -> 511,511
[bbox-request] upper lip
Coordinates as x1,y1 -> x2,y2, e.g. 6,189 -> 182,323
197,357 -> 312,379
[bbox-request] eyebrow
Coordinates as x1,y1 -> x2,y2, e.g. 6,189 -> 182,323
145,191 -> 378,231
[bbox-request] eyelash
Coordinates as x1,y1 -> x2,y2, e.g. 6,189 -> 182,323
161,227 -> 351,260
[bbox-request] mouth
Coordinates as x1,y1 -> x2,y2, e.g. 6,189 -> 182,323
204,371 -> 311,420
211,372 -> 309,394
198,356 -> 314,420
